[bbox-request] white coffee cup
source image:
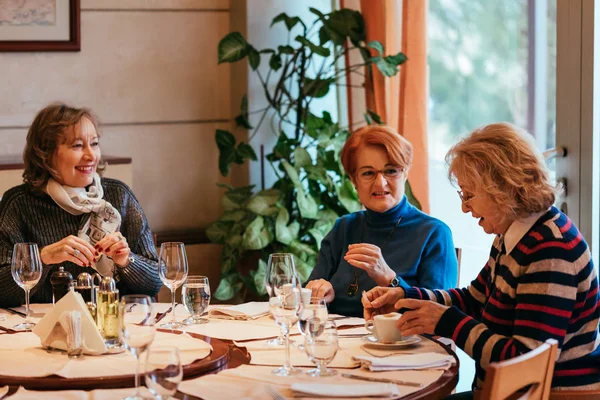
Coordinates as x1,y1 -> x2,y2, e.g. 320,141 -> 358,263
300,288 -> 312,306
365,312 -> 403,343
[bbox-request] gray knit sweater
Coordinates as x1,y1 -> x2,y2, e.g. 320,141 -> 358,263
0,178 -> 162,307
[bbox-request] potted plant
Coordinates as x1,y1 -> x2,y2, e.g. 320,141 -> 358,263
207,7 -> 413,301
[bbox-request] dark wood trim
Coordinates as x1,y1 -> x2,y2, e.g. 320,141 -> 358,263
0,0 -> 81,52
154,229 -> 209,246
0,155 -> 131,171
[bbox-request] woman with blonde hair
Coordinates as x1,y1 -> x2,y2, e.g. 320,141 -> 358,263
306,125 -> 458,317
363,123 -> 600,395
0,103 -> 161,307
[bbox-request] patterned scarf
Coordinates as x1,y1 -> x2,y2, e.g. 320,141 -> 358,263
44,173 -> 121,276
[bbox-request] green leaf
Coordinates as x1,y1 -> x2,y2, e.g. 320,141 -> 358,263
234,95 -> 253,129
278,45 -> 294,54
302,77 -> 335,98
295,36 -> 331,57
226,234 -> 243,247
215,129 -> 236,151
385,52 -> 407,66
338,178 -> 362,213
367,40 -> 384,55
220,245 -> 238,274
296,190 -> 319,219
246,189 -> 281,216
222,185 -> 255,210
294,147 -> 312,169
309,7 -> 326,20
281,160 -> 301,187
254,259 -> 268,296
375,58 -> 399,77
218,150 -> 236,176
269,53 -> 282,71
214,274 -> 243,301
217,32 -> 249,64
221,209 -> 247,222
242,216 -> 273,250
318,26 -> 331,45
248,45 -> 260,70
237,142 -> 258,161
324,9 -> 366,45
206,221 -> 233,244
294,256 -> 312,283
275,208 -> 294,245
366,109 -> 383,125
271,12 -> 301,30
405,180 -> 422,210
305,165 -> 334,190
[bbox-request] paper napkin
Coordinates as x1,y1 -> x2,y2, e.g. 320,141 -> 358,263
32,290 -> 107,355
209,302 -> 270,320
353,352 -> 454,372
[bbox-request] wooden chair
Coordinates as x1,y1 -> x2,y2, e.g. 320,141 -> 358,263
479,338 -> 558,400
549,391 -> 600,399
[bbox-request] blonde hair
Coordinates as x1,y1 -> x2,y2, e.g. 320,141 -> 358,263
445,122 -> 555,217
341,125 -> 413,177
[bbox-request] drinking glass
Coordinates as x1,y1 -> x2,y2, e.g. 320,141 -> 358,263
119,294 -> 156,400
158,242 -> 188,329
264,267 -> 284,346
297,297 -> 328,350
266,253 -> 303,376
182,275 -> 210,325
11,243 -> 42,330
304,320 -> 338,377
145,346 -> 183,400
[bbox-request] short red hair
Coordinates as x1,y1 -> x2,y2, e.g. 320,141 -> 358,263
341,125 -> 413,177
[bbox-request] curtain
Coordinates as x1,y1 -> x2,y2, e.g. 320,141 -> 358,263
347,0 -> 430,213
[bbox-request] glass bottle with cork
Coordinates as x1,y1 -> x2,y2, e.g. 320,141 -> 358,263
96,276 -> 120,347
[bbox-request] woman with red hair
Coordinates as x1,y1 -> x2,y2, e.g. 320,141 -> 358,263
306,125 -> 458,317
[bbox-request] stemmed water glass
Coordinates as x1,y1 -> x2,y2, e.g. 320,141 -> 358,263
145,346 -> 183,400
182,275 -> 210,325
158,242 -> 188,329
119,294 -> 156,400
304,320 -> 339,377
297,297 -> 328,350
11,243 -> 42,330
266,253 -> 303,376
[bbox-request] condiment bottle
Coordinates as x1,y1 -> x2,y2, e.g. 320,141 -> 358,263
50,266 -> 72,304
96,276 -> 120,347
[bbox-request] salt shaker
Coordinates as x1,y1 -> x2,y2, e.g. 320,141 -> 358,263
50,266 -> 72,304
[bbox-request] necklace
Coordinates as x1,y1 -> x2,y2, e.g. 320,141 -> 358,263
347,215 -> 403,297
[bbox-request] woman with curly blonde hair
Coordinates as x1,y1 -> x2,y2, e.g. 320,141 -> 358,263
363,123 -> 600,396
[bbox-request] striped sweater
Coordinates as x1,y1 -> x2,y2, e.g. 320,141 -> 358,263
0,179 -> 162,307
405,206 -> 600,390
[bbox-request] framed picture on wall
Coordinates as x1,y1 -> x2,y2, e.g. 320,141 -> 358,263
0,0 -> 80,52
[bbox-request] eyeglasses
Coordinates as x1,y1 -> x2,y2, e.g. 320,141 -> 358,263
355,167 -> 404,183
457,190 -> 476,204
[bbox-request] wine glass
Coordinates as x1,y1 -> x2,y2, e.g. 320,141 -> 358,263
267,253 -> 303,376
182,275 -> 210,325
11,243 -> 42,330
264,265 -> 285,346
145,346 -> 183,400
297,297 -> 328,350
119,294 -> 156,400
304,320 -> 339,377
158,242 -> 188,329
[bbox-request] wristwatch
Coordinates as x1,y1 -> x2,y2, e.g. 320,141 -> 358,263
389,275 -> 400,287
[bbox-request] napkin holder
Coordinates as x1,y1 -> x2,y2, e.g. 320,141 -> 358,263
33,290 -> 108,355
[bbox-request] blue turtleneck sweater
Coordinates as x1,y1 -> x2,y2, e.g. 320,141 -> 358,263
308,196 -> 458,317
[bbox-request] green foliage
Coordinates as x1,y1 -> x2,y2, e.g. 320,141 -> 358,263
210,7 -> 412,301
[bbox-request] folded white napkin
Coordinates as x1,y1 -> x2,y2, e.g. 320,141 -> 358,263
290,382 -> 400,398
209,302 -> 270,320
32,291 -> 107,355
353,352 -> 454,371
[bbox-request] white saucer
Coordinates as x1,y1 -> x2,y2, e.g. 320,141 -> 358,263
361,334 -> 422,349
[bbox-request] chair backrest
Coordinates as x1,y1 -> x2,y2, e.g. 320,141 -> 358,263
549,391 -> 600,399
480,338 -> 559,400
455,247 -> 462,286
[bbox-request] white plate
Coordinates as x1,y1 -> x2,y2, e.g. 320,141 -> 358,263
361,334 -> 422,349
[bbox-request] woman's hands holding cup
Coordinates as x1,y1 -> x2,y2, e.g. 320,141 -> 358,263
40,235 -> 97,267
361,286 -> 405,320
95,232 -> 131,268
394,299 -> 449,336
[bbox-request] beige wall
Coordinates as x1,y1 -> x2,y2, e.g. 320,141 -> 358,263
0,0 -> 236,232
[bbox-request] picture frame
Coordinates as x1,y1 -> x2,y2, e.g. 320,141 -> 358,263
0,0 -> 80,52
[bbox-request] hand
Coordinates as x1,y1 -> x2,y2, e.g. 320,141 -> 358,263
344,243 -> 396,286
40,235 -> 97,267
394,298 -> 449,336
96,232 -> 131,268
362,286 -> 405,320
305,279 -> 335,303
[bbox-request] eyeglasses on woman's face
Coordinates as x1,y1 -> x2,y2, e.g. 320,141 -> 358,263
355,167 -> 404,184
457,190 -> 476,205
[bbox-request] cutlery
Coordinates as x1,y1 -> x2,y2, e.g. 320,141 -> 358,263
265,385 -> 287,400
341,373 -> 423,388
1,308 -> 26,317
154,304 -> 175,324
0,326 -> 18,334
